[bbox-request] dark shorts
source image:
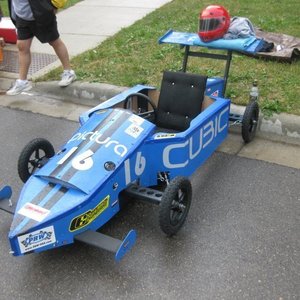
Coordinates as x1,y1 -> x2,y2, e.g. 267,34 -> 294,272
15,15 -> 59,43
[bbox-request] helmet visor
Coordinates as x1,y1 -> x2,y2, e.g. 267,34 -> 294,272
199,18 -> 221,32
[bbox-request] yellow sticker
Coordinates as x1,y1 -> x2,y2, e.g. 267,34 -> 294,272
69,196 -> 109,232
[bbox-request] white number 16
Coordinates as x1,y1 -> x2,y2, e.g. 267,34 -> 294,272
58,147 -> 94,171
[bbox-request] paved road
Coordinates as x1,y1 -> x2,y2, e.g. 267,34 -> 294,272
0,106 -> 299,300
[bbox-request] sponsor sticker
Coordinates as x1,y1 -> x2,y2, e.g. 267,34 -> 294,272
17,226 -> 56,254
18,203 -> 50,222
125,124 -> 144,138
154,133 -> 176,139
69,195 -> 110,232
128,115 -> 144,126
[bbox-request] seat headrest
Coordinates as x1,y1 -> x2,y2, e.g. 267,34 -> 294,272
156,71 -> 207,131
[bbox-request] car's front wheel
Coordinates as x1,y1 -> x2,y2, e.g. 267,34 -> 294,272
159,176 -> 192,236
18,138 -> 55,183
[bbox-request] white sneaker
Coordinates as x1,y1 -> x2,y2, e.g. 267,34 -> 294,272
59,70 -> 76,87
6,80 -> 32,96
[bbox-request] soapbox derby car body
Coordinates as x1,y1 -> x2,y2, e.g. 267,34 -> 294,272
0,69 -> 258,261
1,30 -> 261,260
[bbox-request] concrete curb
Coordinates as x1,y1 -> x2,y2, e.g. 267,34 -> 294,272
34,81 -> 128,107
21,80 -> 300,145
229,104 -> 300,145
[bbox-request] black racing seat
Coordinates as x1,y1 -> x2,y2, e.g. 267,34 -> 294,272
156,71 -> 208,132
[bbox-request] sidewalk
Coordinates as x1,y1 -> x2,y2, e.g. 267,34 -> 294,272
33,0 -> 173,57
0,0 -> 173,79
0,0 -> 300,145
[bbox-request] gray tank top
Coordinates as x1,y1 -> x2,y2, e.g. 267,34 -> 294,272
11,0 -> 34,21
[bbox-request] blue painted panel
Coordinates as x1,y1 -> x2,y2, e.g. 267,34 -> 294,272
159,30 -> 264,53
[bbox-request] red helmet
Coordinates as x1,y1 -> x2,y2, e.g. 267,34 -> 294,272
198,5 -> 230,42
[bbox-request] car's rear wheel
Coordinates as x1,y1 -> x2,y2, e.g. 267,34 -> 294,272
18,138 -> 55,183
242,101 -> 259,143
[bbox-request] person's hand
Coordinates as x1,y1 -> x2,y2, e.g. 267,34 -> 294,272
0,37 -> 5,48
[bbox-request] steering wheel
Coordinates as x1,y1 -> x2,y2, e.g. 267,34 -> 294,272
123,92 -> 157,121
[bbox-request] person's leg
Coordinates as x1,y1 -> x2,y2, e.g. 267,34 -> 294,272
49,37 -> 76,87
6,38 -> 33,95
17,38 -> 33,80
49,37 -> 71,70
36,15 -> 76,87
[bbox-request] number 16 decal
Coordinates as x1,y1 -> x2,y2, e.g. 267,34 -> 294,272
124,152 -> 146,184
72,149 -> 94,170
58,147 -> 94,171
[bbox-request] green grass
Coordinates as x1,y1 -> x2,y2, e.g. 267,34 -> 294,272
0,1 -> 8,16
2,0 -> 300,115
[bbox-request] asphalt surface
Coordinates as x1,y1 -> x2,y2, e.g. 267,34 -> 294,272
0,1 -> 299,296
0,106 -> 299,300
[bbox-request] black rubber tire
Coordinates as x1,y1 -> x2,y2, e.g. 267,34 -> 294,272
18,138 -> 55,183
159,176 -> 192,236
242,101 -> 259,143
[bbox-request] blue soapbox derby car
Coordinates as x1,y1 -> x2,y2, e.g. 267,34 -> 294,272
0,31 -> 259,261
